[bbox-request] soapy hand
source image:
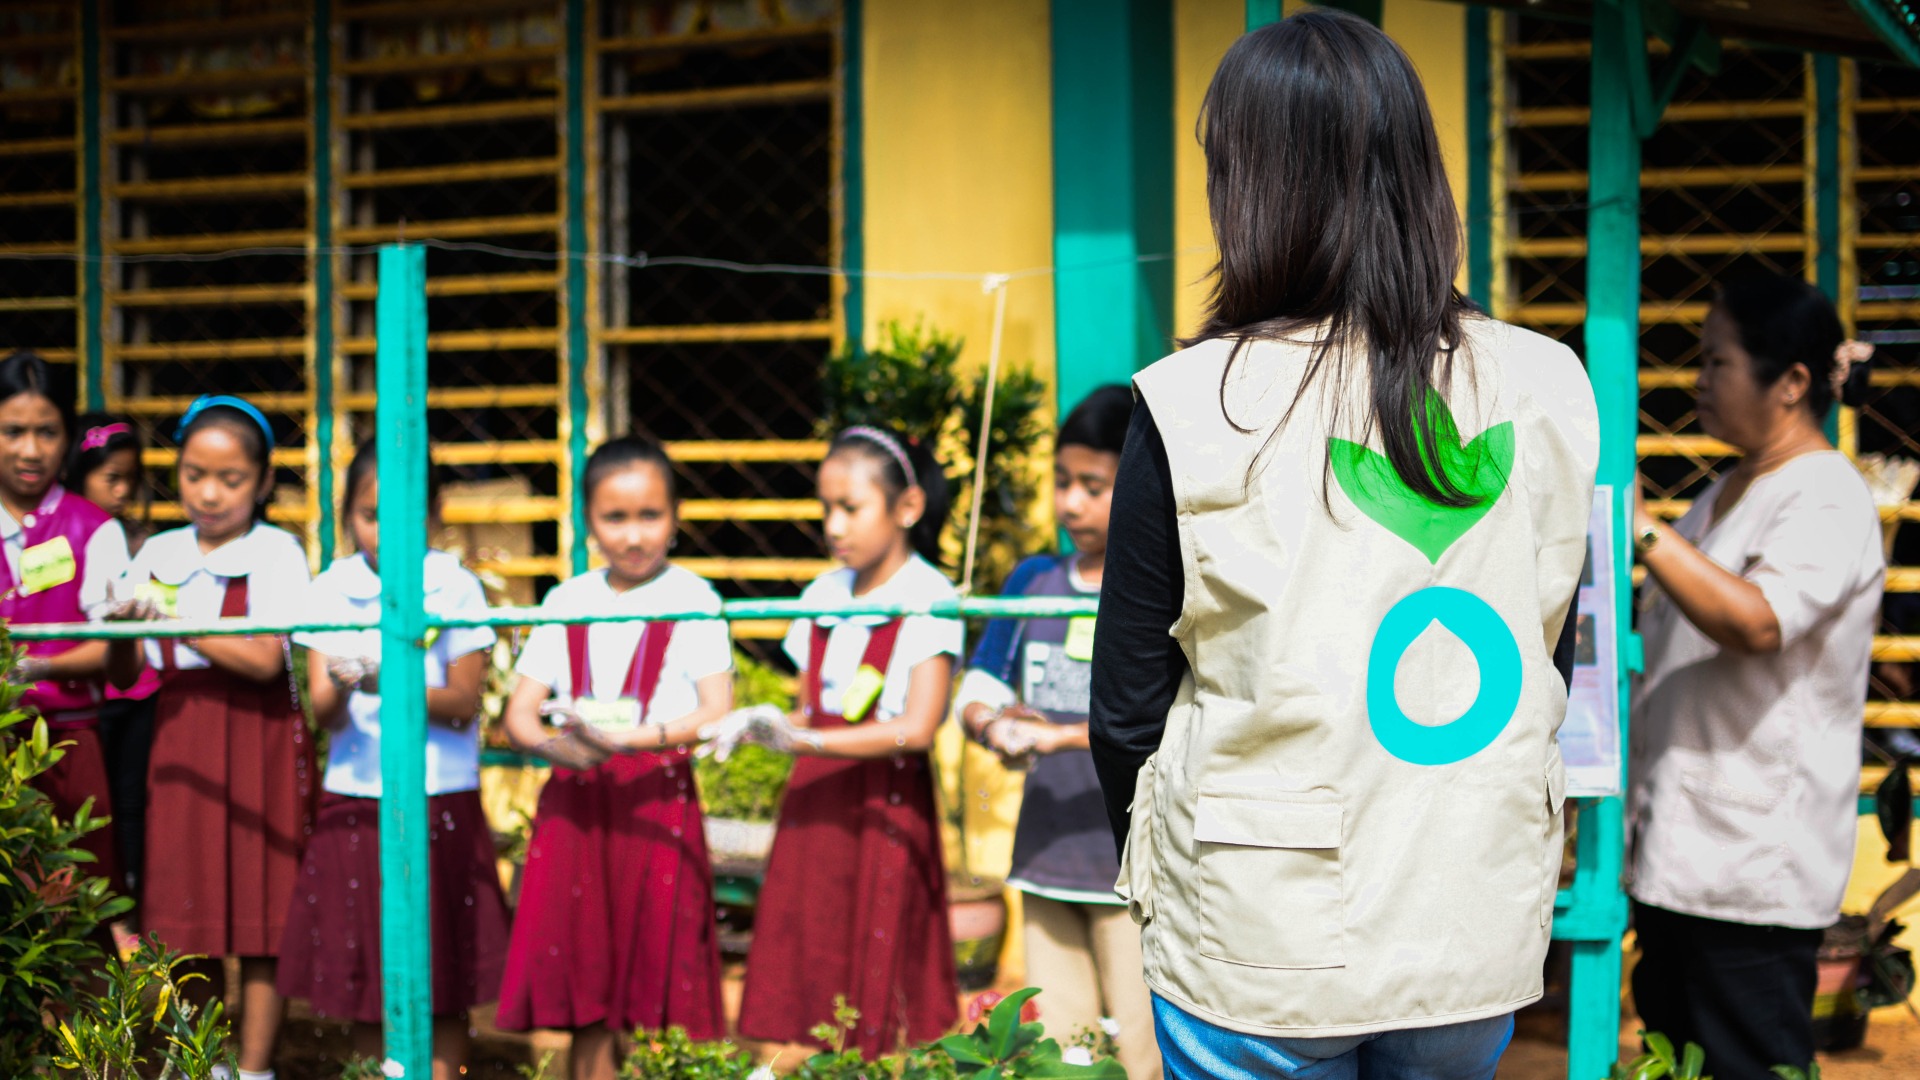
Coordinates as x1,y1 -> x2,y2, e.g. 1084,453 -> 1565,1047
538,700 -> 629,755
697,704 -> 784,761
327,656 -> 381,694
743,708 -> 824,755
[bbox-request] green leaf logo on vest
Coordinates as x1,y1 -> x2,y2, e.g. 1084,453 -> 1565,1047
1333,392 -> 1523,765
1328,389 -> 1514,564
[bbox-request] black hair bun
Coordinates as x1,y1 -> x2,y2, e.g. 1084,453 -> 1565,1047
1840,350 -> 1874,409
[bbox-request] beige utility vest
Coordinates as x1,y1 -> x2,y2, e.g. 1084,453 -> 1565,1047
1121,316 -> 1599,1037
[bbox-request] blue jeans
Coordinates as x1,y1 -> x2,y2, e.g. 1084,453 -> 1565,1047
1153,995 -> 1514,1080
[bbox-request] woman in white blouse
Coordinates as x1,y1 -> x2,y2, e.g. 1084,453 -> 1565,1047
1630,274 -> 1884,1079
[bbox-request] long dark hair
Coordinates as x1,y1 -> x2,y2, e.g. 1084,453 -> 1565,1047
1714,275 -> 1862,419
826,426 -> 951,566
1187,10 -> 1479,507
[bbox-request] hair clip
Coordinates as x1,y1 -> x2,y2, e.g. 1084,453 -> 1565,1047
79,422 -> 130,453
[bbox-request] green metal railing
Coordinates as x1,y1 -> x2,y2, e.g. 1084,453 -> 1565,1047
5,242 -> 1095,1076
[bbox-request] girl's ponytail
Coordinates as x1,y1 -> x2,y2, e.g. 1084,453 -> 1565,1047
902,436 -> 950,566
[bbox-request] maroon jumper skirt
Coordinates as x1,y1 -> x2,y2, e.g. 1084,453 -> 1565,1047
142,576 -> 315,956
277,790 -> 511,1021
737,620 -> 958,1057
35,723 -> 122,889
495,620 -> 724,1037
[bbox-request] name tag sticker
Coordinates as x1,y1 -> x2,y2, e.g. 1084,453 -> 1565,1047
134,581 -> 180,617
1064,616 -> 1097,662
841,664 -> 886,722
573,698 -> 639,731
19,536 -> 75,596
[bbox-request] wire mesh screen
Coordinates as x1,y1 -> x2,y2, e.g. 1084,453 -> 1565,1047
0,2 -> 80,377
1854,61 -> 1920,731
1498,14 -> 1919,735
337,0 -> 565,604
102,0 -> 316,546
599,0 -> 840,623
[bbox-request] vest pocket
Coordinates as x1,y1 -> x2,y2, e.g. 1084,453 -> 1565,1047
1193,789 -> 1345,969
1115,755 -> 1158,925
1542,747 -> 1568,926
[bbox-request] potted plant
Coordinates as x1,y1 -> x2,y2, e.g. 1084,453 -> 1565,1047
697,649 -> 798,876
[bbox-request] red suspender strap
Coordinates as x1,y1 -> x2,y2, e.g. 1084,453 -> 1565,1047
623,622 -> 677,712
804,618 -> 903,720
566,623 -> 591,698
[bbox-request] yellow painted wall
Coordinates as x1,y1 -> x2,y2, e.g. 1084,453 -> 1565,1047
860,0 -> 1055,396
1381,0 -> 1470,268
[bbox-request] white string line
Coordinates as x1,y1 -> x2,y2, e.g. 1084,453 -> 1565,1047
0,196 -> 1626,274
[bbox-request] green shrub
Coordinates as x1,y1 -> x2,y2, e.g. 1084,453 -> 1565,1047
696,650 -> 797,823
619,1025 -> 758,1080
52,936 -> 234,1080
0,634 -> 134,1075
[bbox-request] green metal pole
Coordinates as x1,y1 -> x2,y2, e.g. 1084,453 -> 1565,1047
1050,0 -> 1174,417
1569,6 -> 1642,1079
563,0 -> 591,574
313,0 -> 337,565
1465,6 -> 1493,310
1246,0 -> 1281,30
375,243 -> 432,1079
79,0 -> 104,412
1813,53 -> 1843,445
841,0 -> 864,346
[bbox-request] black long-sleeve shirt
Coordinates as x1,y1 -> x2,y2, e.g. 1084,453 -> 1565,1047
1086,400 -> 1578,856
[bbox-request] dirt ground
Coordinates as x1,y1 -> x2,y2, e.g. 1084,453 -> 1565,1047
269,961 -> 1920,1080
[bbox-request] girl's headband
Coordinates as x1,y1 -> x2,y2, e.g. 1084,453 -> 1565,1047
839,425 -> 917,484
176,394 -> 275,452
79,422 -> 130,453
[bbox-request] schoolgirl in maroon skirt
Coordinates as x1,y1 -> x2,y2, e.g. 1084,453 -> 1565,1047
0,353 -> 133,890
734,426 -> 963,1057
107,395 -> 314,1080
276,439 -> 509,1077
498,436 -> 734,1080
66,412 -> 158,905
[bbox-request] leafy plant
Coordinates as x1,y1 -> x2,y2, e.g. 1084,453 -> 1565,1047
695,650 -> 797,823
928,988 -> 1125,1079
1609,1032 -> 1708,1080
0,634 -> 135,1075
819,319 -> 1052,593
619,1025 -> 759,1080
51,936 -> 234,1080
1770,1065 -> 1821,1080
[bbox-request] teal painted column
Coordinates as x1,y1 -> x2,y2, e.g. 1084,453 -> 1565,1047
1568,6 -> 1641,1079
840,0 -> 864,344
1246,0 -> 1280,30
1050,0 -> 1174,417
1465,6 -> 1493,309
375,244 -> 432,1078
1813,54 -> 1844,445
79,0 -> 104,412
563,0 -> 591,573
313,0 -> 337,565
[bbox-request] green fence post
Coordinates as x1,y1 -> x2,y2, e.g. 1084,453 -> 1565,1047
375,243 -> 432,1078
1568,6 -> 1643,1079
79,0 -> 104,412
1050,0 -> 1174,414
1245,0 -> 1281,30
1465,5 -> 1493,310
840,0 -> 865,345
313,0 -> 337,565
1813,53 -> 1843,445
563,0 -> 591,575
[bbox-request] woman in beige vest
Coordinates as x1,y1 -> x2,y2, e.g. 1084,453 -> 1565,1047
1088,11 -> 1598,1079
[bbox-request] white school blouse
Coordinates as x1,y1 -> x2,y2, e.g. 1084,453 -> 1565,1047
118,523 -> 312,671
294,550 -> 498,798
782,555 -> 964,722
1629,451 -> 1886,928
514,565 -> 732,724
